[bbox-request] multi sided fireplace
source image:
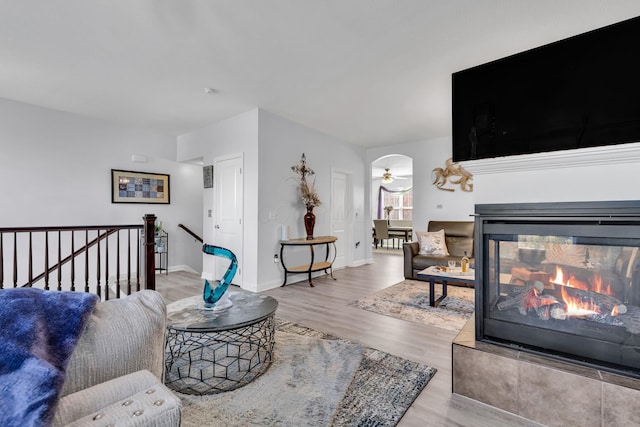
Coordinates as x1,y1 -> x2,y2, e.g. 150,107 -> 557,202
475,201 -> 640,378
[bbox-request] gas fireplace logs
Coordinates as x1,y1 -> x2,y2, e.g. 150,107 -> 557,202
497,280 -> 640,334
497,281 -> 558,318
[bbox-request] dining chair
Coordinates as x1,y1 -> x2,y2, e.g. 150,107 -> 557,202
373,219 -> 390,249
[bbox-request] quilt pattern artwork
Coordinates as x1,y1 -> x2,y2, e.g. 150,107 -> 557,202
111,169 -> 170,204
119,176 -> 164,199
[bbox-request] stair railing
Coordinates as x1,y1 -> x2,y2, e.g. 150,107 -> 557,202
0,214 -> 157,299
178,223 -> 203,243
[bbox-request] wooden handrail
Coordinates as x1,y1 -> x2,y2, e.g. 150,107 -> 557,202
178,223 -> 203,243
0,215 -> 156,299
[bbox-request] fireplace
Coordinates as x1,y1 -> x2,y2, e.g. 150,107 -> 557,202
475,200 -> 640,378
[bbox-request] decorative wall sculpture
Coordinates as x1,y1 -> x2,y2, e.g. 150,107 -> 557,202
432,158 -> 473,192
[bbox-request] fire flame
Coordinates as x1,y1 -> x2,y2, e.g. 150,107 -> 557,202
551,266 -> 611,318
551,266 -> 612,294
592,273 -> 613,295
560,286 -> 600,317
551,266 -> 590,290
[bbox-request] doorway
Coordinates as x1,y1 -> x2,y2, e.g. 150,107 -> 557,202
371,154 -> 413,254
214,153 -> 243,287
330,169 -> 352,269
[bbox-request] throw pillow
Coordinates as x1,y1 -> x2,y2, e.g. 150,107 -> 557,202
417,229 -> 450,256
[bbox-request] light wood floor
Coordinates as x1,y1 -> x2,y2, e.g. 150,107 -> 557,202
156,253 -> 541,427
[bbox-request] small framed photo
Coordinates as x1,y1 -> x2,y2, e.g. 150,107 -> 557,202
111,169 -> 170,204
203,165 -> 214,188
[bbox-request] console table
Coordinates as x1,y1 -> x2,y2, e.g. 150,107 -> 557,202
279,236 -> 337,287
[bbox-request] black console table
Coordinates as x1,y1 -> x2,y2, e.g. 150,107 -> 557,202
279,236 -> 337,287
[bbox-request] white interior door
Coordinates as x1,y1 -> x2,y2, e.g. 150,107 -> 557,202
214,154 -> 243,286
331,169 -> 352,269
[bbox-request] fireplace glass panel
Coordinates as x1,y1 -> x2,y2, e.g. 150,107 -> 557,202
482,224 -> 640,376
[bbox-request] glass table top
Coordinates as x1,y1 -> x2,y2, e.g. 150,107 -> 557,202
166,290 -> 278,332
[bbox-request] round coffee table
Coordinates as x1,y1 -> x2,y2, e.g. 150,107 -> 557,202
164,290 -> 278,395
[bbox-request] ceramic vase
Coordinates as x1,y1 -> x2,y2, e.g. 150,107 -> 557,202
304,206 -> 316,240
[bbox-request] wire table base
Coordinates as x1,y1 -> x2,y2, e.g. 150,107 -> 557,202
165,314 -> 275,395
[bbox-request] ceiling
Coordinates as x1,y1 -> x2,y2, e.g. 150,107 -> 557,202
1,1 -> 639,148
371,155 -> 412,180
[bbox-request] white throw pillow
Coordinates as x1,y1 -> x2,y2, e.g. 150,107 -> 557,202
417,229 -> 449,256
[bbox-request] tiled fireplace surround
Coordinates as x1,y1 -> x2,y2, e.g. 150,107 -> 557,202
453,319 -> 640,426
453,145 -> 640,427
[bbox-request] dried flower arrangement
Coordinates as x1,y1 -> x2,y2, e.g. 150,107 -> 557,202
291,153 -> 321,209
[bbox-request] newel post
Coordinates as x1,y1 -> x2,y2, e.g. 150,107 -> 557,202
143,214 -> 156,290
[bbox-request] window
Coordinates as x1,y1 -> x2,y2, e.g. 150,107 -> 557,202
379,187 -> 412,220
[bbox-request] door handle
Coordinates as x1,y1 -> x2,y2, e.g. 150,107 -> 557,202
214,225 -> 220,229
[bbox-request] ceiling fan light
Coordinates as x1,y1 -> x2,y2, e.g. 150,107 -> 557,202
381,168 -> 394,184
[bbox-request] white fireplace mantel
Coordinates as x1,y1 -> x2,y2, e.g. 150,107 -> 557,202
461,141 -> 640,175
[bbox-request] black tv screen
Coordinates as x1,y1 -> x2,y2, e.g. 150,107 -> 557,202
452,16 -> 640,162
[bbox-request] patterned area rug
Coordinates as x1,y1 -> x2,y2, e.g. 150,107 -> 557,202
348,279 -> 475,332
177,320 -> 436,426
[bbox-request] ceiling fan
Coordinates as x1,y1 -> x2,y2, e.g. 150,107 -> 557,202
381,168 -> 408,184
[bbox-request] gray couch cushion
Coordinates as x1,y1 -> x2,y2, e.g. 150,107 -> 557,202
428,221 -> 474,257
60,290 -> 167,397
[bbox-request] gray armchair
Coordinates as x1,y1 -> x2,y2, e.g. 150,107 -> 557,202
53,290 -> 181,426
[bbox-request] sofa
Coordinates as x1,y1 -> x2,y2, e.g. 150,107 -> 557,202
403,220 -> 475,281
52,290 -> 182,427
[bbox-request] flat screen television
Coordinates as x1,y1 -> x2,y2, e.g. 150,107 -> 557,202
452,16 -> 640,162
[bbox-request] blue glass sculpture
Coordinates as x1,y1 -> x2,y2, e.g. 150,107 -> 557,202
202,244 -> 238,310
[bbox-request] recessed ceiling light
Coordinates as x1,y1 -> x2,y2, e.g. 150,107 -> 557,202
204,87 -> 217,95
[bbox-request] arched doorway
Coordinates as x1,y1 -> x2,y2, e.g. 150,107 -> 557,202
371,154 -> 413,252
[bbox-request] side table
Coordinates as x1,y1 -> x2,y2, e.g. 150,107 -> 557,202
164,290 -> 278,395
417,266 -> 475,307
155,230 -> 168,275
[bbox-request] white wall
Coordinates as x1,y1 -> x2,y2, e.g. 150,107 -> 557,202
177,109 -> 260,288
177,109 -> 368,291
257,110 -> 367,289
466,142 -> 640,206
0,98 -> 203,273
366,137 -> 475,238
367,136 -> 640,240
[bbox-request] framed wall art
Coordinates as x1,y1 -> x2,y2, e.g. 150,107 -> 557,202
203,165 -> 214,188
111,169 -> 170,204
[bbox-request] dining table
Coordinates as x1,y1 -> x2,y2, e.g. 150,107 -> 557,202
387,225 -> 412,243
372,224 -> 413,249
